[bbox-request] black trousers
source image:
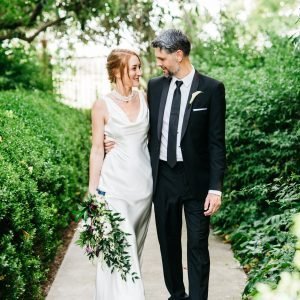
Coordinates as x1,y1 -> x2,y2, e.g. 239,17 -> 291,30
153,160 -> 210,300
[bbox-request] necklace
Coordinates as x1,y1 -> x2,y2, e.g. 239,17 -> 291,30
111,89 -> 134,102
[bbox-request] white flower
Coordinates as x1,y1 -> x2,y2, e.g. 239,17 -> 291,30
189,91 -> 203,105
78,221 -> 86,232
94,230 -> 100,238
28,166 -> 33,174
102,222 -> 112,237
110,242 -> 115,251
97,216 -> 106,224
83,217 -> 92,226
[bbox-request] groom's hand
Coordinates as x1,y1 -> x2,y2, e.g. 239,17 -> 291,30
204,193 -> 221,216
104,135 -> 115,153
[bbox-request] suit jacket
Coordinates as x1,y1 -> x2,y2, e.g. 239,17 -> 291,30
147,70 -> 226,199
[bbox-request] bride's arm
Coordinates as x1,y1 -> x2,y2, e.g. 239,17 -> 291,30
88,100 -> 107,195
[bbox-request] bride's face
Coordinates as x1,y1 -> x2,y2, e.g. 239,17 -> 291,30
123,55 -> 142,88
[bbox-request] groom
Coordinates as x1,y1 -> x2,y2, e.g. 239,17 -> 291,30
148,29 -> 226,300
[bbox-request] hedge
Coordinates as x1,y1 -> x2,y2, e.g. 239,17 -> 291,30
0,43 -> 53,91
0,90 -> 90,299
194,36 -> 300,297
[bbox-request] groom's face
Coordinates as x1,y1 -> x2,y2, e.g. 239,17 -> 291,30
154,48 -> 180,77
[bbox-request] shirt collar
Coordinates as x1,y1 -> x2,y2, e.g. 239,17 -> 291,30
171,66 -> 195,88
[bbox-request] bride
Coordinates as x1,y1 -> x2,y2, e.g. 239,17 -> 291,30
88,49 -> 153,300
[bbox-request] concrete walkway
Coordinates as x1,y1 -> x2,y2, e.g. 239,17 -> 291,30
47,210 -> 246,300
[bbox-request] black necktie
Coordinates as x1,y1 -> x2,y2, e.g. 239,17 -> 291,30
167,80 -> 183,168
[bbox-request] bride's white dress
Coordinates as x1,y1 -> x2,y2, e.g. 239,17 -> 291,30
95,91 -> 153,300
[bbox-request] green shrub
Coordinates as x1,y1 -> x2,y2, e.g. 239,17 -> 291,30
191,34 -> 300,298
214,177 -> 299,296
0,90 -> 90,299
0,42 -> 53,91
254,213 -> 300,299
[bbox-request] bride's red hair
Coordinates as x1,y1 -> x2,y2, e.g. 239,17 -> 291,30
106,49 -> 140,84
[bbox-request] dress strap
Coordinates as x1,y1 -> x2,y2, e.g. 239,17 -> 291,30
138,90 -> 147,107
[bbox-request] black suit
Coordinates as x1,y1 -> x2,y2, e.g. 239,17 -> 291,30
147,70 -> 226,300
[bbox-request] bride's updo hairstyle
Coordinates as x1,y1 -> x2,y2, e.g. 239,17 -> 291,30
106,49 -> 141,84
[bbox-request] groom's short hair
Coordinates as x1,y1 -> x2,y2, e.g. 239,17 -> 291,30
151,29 -> 191,56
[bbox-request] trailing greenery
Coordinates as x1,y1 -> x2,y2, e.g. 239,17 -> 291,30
75,193 -> 140,282
0,90 -> 90,299
191,32 -> 300,298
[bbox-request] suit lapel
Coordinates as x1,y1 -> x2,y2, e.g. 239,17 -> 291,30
180,71 -> 201,141
157,78 -> 171,140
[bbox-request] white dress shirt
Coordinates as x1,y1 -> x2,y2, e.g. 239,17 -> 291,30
159,66 -> 221,196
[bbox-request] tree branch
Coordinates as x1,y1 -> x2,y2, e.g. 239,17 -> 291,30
28,1 -> 45,26
0,1 -> 45,30
0,20 -> 23,30
0,16 -> 68,43
26,16 -> 68,42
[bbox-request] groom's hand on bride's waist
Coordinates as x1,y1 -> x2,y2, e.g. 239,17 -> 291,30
104,135 -> 116,154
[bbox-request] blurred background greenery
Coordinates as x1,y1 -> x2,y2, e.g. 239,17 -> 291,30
0,0 -> 299,299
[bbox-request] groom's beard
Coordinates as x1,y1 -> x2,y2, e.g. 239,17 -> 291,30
162,66 -> 180,78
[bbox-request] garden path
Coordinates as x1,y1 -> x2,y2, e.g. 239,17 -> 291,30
47,208 -> 246,300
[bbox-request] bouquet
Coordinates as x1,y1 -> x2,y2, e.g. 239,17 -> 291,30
75,189 -> 139,282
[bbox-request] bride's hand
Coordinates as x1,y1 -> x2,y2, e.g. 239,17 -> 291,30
104,135 -> 116,154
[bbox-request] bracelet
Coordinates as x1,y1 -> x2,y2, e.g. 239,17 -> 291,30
96,188 -> 106,196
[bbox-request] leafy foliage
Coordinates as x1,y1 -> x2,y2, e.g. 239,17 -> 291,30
0,42 -> 52,91
188,13 -> 300,297
0,0 -> 167,90
0,0 -> 161,46
75,192 -> 139,282
207,36 -> 299,297
254,213 -> 300,299
216,178 -> 299,296
0,90 -> 90,299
